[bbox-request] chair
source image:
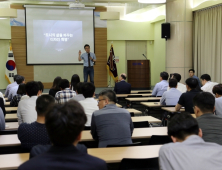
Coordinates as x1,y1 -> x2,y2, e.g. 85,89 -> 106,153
107,142 -> 142,148
118,157 -> 159,170
133,121 -> 150,128
130,112 -> 134,117
84,126 -> 91,130
148,135 -> 172,145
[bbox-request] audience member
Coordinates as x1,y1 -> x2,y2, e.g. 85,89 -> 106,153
49,76 -> 62,97
189,69 -> 201,88
37,81 -> 44,95
17,81 -> 40,125
91,90 -> 134,147
0,108 -> 5,131
4,74 -> 19,97
10,83 -> 26,107
0,97 -> 6,117
0,92 -> 5,104
114,73 -> 131,94
167,73 -> 186,93
55,79 -> 76,104
193,92 -> 222,145
159,113 -> 222,170
18,100 -> 107,170
175,78 -> 199,113
160,79 -> 182,106
200,74 -> 218,94
18,95 -> 54,150
152,72 -> 169,97
213,84 -> 222,117
70,74 -> 80,91
8,75 -> 25,100
79,83 -> 98,126
71,82 -> 85,101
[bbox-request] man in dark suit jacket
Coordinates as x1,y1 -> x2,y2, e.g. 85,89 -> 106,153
114,73 -> 131,94
18,100 -> 107,170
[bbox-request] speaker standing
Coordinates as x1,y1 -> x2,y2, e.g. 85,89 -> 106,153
78,44 -> 96,85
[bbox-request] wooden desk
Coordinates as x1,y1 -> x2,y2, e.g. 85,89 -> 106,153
5,122 -> 18,130
126,109 -> 142,115
126,97 -> 161,102
0,135 -> 20,147
0,153 -> 29,169
5,114 -> 17,121
141,102 -> 162,108
132,116 -> 161,123
88,145 -> 161,163
116,94 -> 152,98
4,97 -> 8,101
5,107 -> 17,112
161,107 -> 185,112
131,90 -> 152,94
5,102 -> 10,106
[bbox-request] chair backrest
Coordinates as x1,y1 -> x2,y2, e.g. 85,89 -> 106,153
127,95 -> 143,98
148,135 -> 172,145
107,142 -> 142,148
84,126 -> 91,130
118,157 -> 159,170
130,112 -> 135,117
133,121 -> 150,128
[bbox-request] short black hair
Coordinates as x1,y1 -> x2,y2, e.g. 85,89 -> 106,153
16,75 -> 25,84
193,92 -> 215,113
169,79 -> 178,88
168,113 -> 199,140
36,95 -> 55,116
84,44 -> 90,49
173,73 -> 181,82
82,83 -> 95,98
160,72 -> 169,80
37,81 -> 44,92
13,75 -> 19,81
25,81 -> 39,97
185,78 -> 198,89
121,74 -> 126,80
17,83 -> 26,95
200,74 -> 211,81
59,79 -> 70,90
45,100 -> 87,146
189,69 -> 195,73
213,84 -> 222,95
76,82 -> 84,94
52,76 -> 62,91
70,74 -> 80,91
99,89 -> 117,103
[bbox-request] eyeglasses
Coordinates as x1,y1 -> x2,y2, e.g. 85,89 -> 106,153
97,99 -> 105,103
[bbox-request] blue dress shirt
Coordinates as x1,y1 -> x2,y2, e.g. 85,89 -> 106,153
81,52 -> 96,67
152,80 -> 169,97
160,88 -> 182,105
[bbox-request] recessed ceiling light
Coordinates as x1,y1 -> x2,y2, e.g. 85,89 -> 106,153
138,0 -> 166,4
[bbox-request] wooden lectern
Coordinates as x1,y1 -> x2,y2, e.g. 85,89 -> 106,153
127,60 -> 150,89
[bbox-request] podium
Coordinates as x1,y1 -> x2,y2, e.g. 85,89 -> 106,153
127,60 -> 150,89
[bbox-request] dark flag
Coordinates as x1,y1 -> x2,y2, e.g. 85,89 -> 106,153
107,44 -> 118,82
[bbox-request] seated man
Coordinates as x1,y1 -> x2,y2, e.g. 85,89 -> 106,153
4,74 -> 19,97
189,69 -> 202,88
175,78 -> 200,113
200,74 -> 218,94
18,95 -> 54,150
167,73 -> 186,93
159,113 -> 222,170
152,72 -> 169,97
10,83 -> 26,107
114,73 -> 131,94
213,84 -> 222,117
8,75 -> 25,100
91,90 -> 134,147
55,79 -> 76,104
19,101 -> 107,170
160,79 -> 182,106
17,81 -> 40,125
193,92 -> 222,145
79,83 -> 98,127
71,82 -> 85,102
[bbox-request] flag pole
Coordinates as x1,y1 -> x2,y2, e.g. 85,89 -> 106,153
107,41 -> 113,87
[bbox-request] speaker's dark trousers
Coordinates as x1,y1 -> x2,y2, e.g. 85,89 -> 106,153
84,66 -> 94,85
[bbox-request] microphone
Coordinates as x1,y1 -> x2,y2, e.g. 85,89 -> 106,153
142,54 -> 147,60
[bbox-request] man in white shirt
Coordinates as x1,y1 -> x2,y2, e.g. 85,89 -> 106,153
79,83 -> 98,127
159,113 -> 222,170
161,79 -> 182,106
8,76 -> 25,101
4,75 -> 19,97
213,84 -> 222,117
17,81 -> 41,125
167,73 -> 186,93
200,74 -> 218,94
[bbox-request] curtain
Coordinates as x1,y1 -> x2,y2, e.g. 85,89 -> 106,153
193,5 -> 222,83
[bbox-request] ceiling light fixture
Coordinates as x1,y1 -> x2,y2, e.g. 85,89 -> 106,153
138,0 -> 166,4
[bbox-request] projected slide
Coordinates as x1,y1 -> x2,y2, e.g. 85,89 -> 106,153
32,20 -> 82,64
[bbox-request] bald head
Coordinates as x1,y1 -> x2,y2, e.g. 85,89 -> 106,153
119,73 -> 127,81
